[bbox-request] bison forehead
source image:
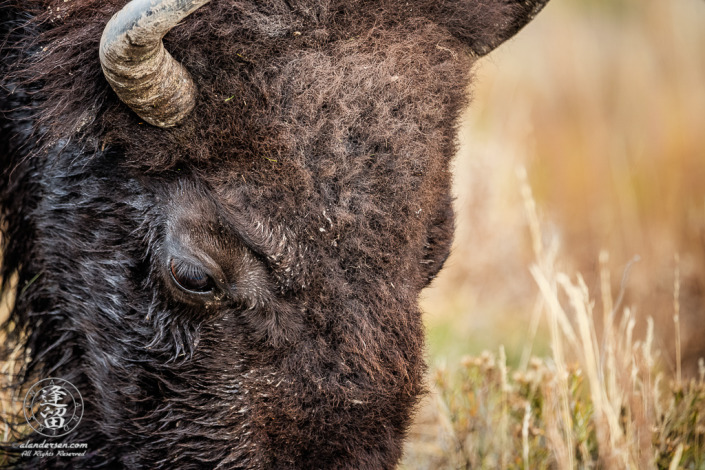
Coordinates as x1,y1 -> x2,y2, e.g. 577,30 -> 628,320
125,22 -> 473,287
2,0 -> 471,367
15,0 -> 474,296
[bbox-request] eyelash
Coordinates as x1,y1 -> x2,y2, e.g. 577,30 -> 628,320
169,258 -> 215,295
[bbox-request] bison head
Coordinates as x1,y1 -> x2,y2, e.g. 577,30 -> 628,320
0,0 -> 549,467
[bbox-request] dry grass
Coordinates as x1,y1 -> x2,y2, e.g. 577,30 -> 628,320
402,170 -> 705,469
408,1 -> 705,465
403,350 -> 705,468
0,272 -> 20,466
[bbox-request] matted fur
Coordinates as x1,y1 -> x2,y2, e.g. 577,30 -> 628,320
0,0 -> 548,468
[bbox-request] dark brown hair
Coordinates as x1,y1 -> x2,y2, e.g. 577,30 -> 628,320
1,1 -> 548,467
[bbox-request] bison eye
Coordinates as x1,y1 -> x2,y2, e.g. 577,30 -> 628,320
169,258 -> 215,294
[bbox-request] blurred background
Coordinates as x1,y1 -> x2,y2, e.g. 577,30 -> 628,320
421,0 -> 705,376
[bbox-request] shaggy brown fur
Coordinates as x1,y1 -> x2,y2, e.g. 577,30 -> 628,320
0,1 -> 549,468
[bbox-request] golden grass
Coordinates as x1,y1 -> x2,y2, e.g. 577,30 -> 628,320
402,168 -> 705,469
409,1 -> 705,465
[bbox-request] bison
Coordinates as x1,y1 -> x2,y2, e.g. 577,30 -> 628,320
0,0 -> 549,468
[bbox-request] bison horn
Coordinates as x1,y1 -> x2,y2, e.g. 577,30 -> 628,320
99,0 -> 210,128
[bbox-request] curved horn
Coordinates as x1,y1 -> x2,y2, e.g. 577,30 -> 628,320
100,0 -> 211,128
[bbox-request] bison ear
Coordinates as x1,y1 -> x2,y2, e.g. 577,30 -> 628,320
435,0 -> 551,56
